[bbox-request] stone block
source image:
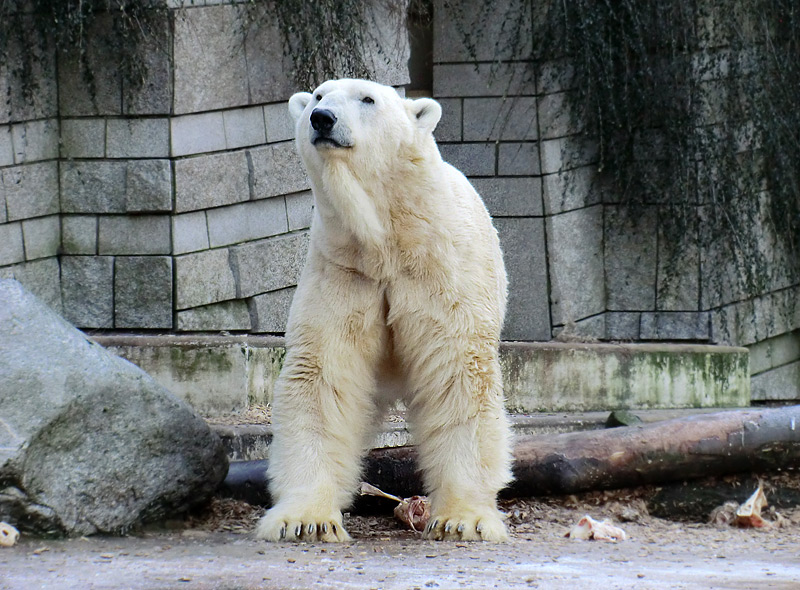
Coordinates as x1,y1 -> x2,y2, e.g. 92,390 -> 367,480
498,142 -> 540,176
61,160 -> 171,213
537,92 -> 581,139
606,312 -> 642,341
249,143 -> 310,200
175,248 -> 237,309
61,215 -> 98,255
0,190 -> 6,224
360,0 -> 411,87
244,15 -> 295,106
0,222 -> 24,266
114,256 -> 173,329
172,211 -> 210,255
106,118 -> 170,158
60,161 -> 126,213
537,60 -> 577,95
98,215 -> 171,255
173,4 -> 249,114
640,312 -> 712,341
11,119 -> 59,164
547,205 -> 605,325
433,0 -> 532,62
230,232 -> 310,298
605,206 -> 658,311
286,191 -> 315,231
249,287 -> 296,333
657,211 -> 701,311
207,198 -> 288,248
494,217 -> 550,341
2,162 -> 59,221
540,136 -> 598,175
176,300 -> 252,332
439,143 -> 495,176
463,97 -> 538,142
542,165 -> 602,215
748,331 -> 800,375
61,256 -> 114,328
434,98 -> 461,142
125,160 -> 173,212
751,360 -> 800,402
0,125 -> 12,166
0,258 -> 62,314
60,119 -> 106,159
174,150 -> 249,212
264,102 -> 296,143
171,111 -> 227,157
57,14 -> 122,116
223,106 -> 267,150
470,177 -> 542,217
22,215 -> 60,261
433,63 -> 535,98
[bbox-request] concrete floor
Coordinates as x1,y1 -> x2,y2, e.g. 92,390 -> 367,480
3,524 -> 799,590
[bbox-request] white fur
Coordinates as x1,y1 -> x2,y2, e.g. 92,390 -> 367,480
256,79 -> 512,543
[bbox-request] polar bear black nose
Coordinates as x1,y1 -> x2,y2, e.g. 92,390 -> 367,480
310,109 -> 337,133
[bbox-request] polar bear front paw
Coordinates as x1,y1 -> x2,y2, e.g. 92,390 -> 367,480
423,506 -> 508,542
255,505 -> 351,543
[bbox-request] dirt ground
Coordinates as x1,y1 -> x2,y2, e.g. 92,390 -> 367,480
3,475 -> 800,590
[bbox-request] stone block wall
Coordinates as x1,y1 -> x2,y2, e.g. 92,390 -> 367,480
0,0 -> 408,333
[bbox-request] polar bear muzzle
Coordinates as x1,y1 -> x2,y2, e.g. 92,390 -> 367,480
310,107 -> 352,148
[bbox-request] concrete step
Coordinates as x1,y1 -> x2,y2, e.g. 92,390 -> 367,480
209,408 -> 739,462
93,334 -> 751,418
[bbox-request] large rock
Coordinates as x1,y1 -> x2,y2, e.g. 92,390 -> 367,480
0,279 -> 228,537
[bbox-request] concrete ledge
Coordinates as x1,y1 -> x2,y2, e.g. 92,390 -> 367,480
92,334 -> 750,418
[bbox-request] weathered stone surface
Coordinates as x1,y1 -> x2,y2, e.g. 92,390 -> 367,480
249,287 -> 296,333
244,15 -> 295,106
0,125 -> 13,167
542,166 -> 603,215
125,160 -> 173,212
439,143 -> 495,176
98,215 -> 171,255
175,248 -> 237,310
2,162 -> 59,221
494,217 -> 551,341
748,331 -> 800,375
433,98 -> 462,142
172,211 -> 210,255
0,258 -> 62,314
711,286 -> 800,347
463,97 -> 538,142
249,143 -> 310,200
537,92 -> 580,139
640,312 -> 711,341
547,205 -> 605,325
433,63 -> 535,97
206,198 -> 287,248
606,312 -> 642,341
173,4 -> 249,114
122,14 -> 172,115
498,142 -> 541,176
540,136 -> 598,175
264,102 -> 295,143
605,206 -> 658,311
176,300 -> 252,332
223,106 -> 267,150
750,360 -> 800,402
60,119 -> 106,159
114,256 -> 173,329
61,256 -> 114,329
286,191 -> 314,231
21,215 -> 60,260
0,222 -> 24,266
174,151 -> 249,212
0,279 -> 227,536
106,118 -> 170,159
61,215 -> 98,255
474,175 -> 542,218
230,232 -> 310,298
171,112 -> 227,157
11,119 -> 59,164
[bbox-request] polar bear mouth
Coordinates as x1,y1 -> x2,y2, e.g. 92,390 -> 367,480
313,136 -> 352,149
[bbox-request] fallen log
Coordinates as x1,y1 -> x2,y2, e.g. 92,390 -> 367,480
220,406 -> 800,505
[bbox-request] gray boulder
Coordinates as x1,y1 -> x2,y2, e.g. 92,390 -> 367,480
0,279 -> 228,536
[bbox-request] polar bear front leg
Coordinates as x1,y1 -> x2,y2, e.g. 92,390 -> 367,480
407,346 -> 513,542
255,262 -> 386,543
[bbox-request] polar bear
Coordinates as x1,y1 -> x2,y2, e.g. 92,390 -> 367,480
255,79 -> 512,542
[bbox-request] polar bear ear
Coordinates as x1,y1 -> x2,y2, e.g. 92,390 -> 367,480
288,92 -> 313,121
408,98 -> 442,135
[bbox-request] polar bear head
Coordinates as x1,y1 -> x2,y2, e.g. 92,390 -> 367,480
288,79 -> 442,174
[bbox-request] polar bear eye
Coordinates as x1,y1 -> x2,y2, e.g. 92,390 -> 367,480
361,96 -> 375,104
315,94 -> 322,101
